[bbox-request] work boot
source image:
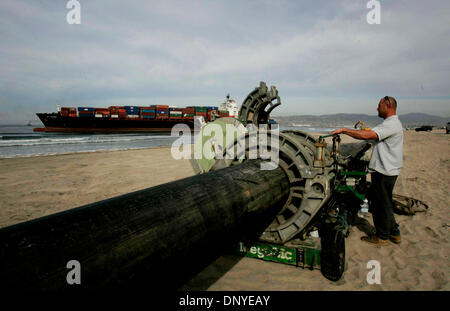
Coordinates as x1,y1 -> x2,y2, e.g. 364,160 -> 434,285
389,235 -> 402,244
361,235 -> 390,246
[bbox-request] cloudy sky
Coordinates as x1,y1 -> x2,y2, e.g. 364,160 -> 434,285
0,0 -> 449,123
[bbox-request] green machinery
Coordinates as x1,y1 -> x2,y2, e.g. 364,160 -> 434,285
193,82 -> 373,281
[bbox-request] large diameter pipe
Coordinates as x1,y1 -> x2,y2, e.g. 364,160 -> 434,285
0,160 -> 289,290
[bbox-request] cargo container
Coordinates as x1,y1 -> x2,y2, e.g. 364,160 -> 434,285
78,107 -> 95,112
61,107 -> 77,117
182,107 -> 195,114
194,107 -> 208,112
78,113 -> 95,117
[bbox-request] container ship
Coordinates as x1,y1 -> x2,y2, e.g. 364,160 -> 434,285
34,96 -> 239,133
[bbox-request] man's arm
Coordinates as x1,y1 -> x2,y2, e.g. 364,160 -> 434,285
331,128 -> 378,141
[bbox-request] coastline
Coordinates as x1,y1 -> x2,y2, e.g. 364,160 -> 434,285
0,145 -> 174,160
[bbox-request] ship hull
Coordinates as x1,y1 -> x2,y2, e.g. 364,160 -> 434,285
34,113 -> 196,133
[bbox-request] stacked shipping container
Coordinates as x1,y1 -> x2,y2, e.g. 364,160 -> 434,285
78,107 -> 95,117
60,107 -> 77,117
59,105 -> 229,122
191,106 -> 207,119
182,107 -> 195,119
125,106 -> 139,119
155,105 -> 169,119
95,108 -> 110,118
169,107 -> 183,119
140,106 -> 156,119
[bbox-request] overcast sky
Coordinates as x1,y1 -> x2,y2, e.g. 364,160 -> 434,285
0,0 -> 449,123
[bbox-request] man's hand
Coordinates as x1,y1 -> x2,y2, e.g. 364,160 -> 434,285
331,128 -> 378,141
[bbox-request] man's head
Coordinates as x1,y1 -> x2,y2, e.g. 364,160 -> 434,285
377,96 -> 397,119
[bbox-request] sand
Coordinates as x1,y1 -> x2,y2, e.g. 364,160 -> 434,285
0,130 -> 448,290
0,147 -> 196,228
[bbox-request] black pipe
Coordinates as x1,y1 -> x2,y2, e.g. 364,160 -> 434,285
0,160 -> 289,290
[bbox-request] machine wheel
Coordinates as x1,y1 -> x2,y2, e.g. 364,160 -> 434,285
320,221 -> 346,281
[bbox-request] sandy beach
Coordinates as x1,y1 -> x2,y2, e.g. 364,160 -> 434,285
0,130 -> 448,290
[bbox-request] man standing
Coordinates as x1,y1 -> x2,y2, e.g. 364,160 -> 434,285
332,96 -> 403,246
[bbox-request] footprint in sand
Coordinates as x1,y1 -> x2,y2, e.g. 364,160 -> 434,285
431,270 -> 448,289
425,226 -> 439,238
392,255 -> 407,270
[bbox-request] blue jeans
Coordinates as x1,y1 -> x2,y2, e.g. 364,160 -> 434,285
368,172 -> 400,239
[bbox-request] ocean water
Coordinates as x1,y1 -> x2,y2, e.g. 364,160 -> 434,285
0,125 -> 334,158
0,125 -> 190,158
281,125 -> 335,134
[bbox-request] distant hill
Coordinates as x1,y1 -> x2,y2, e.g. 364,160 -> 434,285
271,113 -> 449,128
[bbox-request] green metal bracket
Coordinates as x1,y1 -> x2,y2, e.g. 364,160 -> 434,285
336,184 -> 366,201
319,134 -> 335,139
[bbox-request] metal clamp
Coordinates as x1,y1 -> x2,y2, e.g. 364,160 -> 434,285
212,130 -> 334,244
238,81 -> 281,126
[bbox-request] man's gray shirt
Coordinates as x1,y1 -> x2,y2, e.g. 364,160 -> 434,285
369,115 -> 403,176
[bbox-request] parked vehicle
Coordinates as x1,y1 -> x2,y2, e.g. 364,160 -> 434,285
415,125 -> 433,132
